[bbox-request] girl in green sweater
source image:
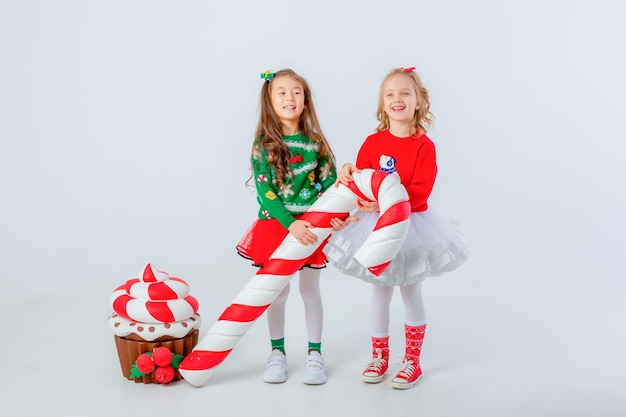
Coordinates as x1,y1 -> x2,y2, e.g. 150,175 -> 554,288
237,69 -> 347,385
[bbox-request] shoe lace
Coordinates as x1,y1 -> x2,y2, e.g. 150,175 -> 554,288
396,360 -> 417,379
365,348 -> 388,373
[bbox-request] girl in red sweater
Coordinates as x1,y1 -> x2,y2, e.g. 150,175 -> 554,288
325,67 -> 470,389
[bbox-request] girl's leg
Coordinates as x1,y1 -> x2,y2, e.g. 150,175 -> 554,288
399,281 -> 426,326
392,281 -> 427,390
262,283 -> 290,383
266,282 -> 290,342
299,267 -> 326,385
298,268 -> 323,346
371,284 -> 394,336
362,284 -> 394,383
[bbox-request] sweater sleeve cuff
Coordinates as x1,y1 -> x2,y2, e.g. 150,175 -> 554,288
276,213 -> 296,230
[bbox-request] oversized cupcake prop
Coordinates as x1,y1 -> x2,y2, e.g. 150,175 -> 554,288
108,263 -> 201,384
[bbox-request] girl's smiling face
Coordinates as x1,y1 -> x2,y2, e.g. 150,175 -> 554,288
382,74 -> 420,126
270,75 -> 306,129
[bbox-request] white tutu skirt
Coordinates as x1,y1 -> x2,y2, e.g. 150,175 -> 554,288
324,209 -> 470,286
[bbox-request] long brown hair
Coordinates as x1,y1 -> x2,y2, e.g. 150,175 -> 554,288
375,68 -> 434,135
253,69 -> 335,188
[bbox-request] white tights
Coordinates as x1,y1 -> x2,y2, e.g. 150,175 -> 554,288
266,267 -> 323,343
370,281 -> 426,337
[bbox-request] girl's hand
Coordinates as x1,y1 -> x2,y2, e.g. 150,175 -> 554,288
330,216 -> 359,232
355,199 -> 379,212
288,219 -> 318,245
335,163 -> 361,186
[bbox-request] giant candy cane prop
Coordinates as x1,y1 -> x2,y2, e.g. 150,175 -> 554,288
179,168 -> 411,387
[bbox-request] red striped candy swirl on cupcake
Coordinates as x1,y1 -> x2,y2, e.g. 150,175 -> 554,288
109,263 -> 200,341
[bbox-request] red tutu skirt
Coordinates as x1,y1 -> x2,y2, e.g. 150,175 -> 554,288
237,218 -> 328,269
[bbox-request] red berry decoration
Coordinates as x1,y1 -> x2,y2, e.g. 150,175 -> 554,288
152,347 -> 173,367
154,366 -> 175,384
136,353 -> 155,374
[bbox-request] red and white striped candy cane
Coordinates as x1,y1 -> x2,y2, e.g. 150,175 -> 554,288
179,169 -> 410,387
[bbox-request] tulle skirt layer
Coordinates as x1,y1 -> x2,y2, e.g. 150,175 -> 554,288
324,209 -> 470,286
237,218 -> 328,269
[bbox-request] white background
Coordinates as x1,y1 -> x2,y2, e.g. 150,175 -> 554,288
1,1 -> 625,416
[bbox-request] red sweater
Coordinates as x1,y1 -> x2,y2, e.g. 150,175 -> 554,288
356,130 -> 437,212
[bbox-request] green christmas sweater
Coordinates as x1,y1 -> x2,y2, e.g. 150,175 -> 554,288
251,133 -> 337,229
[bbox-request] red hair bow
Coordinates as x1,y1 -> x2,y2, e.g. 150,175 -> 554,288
398,67 -> 416,73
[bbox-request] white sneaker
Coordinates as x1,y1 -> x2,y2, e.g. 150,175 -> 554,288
262,349 -> 287,383
303,351 -> 327,385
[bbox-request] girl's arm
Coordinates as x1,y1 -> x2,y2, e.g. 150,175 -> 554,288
405,140 -> 437,210
252,150 -> 297,229
336,137 -> 373,186
355,137 -> 375,170
336,163 -> 360,185
317,155 -> 338,192
319,156 -> 359,230
338,139 -> 380,211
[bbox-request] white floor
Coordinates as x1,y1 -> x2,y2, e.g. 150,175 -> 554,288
2,255 -> 625,417
2,1 -> 625,416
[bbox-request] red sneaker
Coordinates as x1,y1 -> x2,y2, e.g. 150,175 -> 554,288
391,359 -> 422,389
361,348 -> 389,383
